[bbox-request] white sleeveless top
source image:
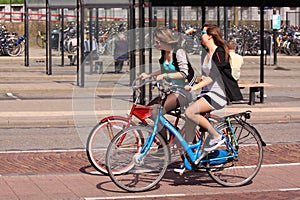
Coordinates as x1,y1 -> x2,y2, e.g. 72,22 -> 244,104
200,54 -> 227,108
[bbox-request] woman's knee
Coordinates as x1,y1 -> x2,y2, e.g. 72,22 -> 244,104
184,106 -> 194,119
149,104 -> 159,119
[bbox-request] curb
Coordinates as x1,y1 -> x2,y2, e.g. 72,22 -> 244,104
0,108 -> 299,128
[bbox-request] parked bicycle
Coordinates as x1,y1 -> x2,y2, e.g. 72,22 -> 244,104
105,79 -> 265,192
0,31 -> 21,56
36,30 -> 46,48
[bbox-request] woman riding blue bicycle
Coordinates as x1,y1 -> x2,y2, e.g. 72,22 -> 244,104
184,24 -> 243,153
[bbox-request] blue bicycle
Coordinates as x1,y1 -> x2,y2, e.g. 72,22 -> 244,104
105,79 -> 265,192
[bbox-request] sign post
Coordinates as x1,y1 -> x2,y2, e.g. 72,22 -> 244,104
272,14 -> 280,65
272,14 -> 281,29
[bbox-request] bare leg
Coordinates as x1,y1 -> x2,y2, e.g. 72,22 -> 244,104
150,92 -> 188,142
184,98 -> 220,140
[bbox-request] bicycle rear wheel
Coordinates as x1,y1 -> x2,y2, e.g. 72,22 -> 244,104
106,126 -> 170,192
207,120 -> 263,187
86,117 -> 131,175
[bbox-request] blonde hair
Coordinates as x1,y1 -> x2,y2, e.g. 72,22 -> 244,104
153,26 -> 179,45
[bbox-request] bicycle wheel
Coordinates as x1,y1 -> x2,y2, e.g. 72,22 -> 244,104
86,116 -> 132,175
207,120 -> 263,187
5,39 -> 21,56
36,34 -> 45,48
106,126 -> 170,192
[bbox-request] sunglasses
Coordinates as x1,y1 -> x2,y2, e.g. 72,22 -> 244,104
200,30 -> 207,36
154,40 -> 161,45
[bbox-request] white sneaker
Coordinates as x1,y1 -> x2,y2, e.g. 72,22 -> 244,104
204,136 -> 225,152
174,164 -> 186,175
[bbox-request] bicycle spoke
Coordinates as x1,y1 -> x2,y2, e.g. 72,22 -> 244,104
86,117 -> 130,175
106,126 -> 170,192
207,120 -> 263,186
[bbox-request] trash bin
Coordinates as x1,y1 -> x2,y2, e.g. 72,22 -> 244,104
264,35 -> 272,55
51,32 -> 59,50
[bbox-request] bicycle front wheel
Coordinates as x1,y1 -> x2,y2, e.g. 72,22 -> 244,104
36,35 -> 45,48
207,120 -> 264,187
86,117 -> 132,175
106,126 -> 170,192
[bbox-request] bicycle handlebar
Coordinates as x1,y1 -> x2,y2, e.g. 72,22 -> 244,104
131,78 -> 188,96
131,77 -> 155,91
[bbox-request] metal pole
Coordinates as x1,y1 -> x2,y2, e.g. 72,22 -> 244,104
80,0 -> 85,87
148,3 -> 153,102
139,0 -> 145,105
177,7 -> 181,33
164,8 -> 167,27
168,7 -> 172,29
217,6 -> 220,27
89,8 -> 93,73
224,7 -> 228,41
61,9 -> 65,66
129,0 -> 136,88
24,0 -> 29,66
95,9 -> 99,43
260,6 -> 264,103
48,8 -> 52,75
201,6 -> 206,26
76,0 -> 80,86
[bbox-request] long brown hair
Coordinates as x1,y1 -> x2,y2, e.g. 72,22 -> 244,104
203,24 -> 229,61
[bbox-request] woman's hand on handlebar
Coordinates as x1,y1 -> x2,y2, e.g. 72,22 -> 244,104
155,74 -> 165,81
184,85 -> 192,91
139,73 -> 151,80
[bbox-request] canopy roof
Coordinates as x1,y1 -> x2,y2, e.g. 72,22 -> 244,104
151,0 -> 300,7
26,0 -> 46,8
48,0 -> 77,9
80,0 -> 131,8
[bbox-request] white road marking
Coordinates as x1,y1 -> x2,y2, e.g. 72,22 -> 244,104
85,194 -> 186,200
279,188 -> 300,191
0,149 -> 85,154
84,187 -> 300,200
6,92 -> 21,101
261,163 -> 300,167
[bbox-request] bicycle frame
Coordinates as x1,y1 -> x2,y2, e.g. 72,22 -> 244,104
138,96 -> 238,171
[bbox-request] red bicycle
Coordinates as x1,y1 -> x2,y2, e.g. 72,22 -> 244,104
86,78 -> 219,175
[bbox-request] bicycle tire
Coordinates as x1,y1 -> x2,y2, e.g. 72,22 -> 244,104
106,126 -> 170,192
86,116 -> 133,175
207,120 -> 263,187
5,39 -> 21,56
36,34 -> 45,48
67,38 -> 77,54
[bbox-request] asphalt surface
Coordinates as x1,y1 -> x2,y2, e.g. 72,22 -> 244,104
0,52 -> 300,199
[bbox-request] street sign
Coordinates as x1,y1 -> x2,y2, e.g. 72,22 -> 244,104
272,14 -> 281,29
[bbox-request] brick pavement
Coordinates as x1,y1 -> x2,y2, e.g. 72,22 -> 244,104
0,144 -> 299,199
0,143 -> 299,176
